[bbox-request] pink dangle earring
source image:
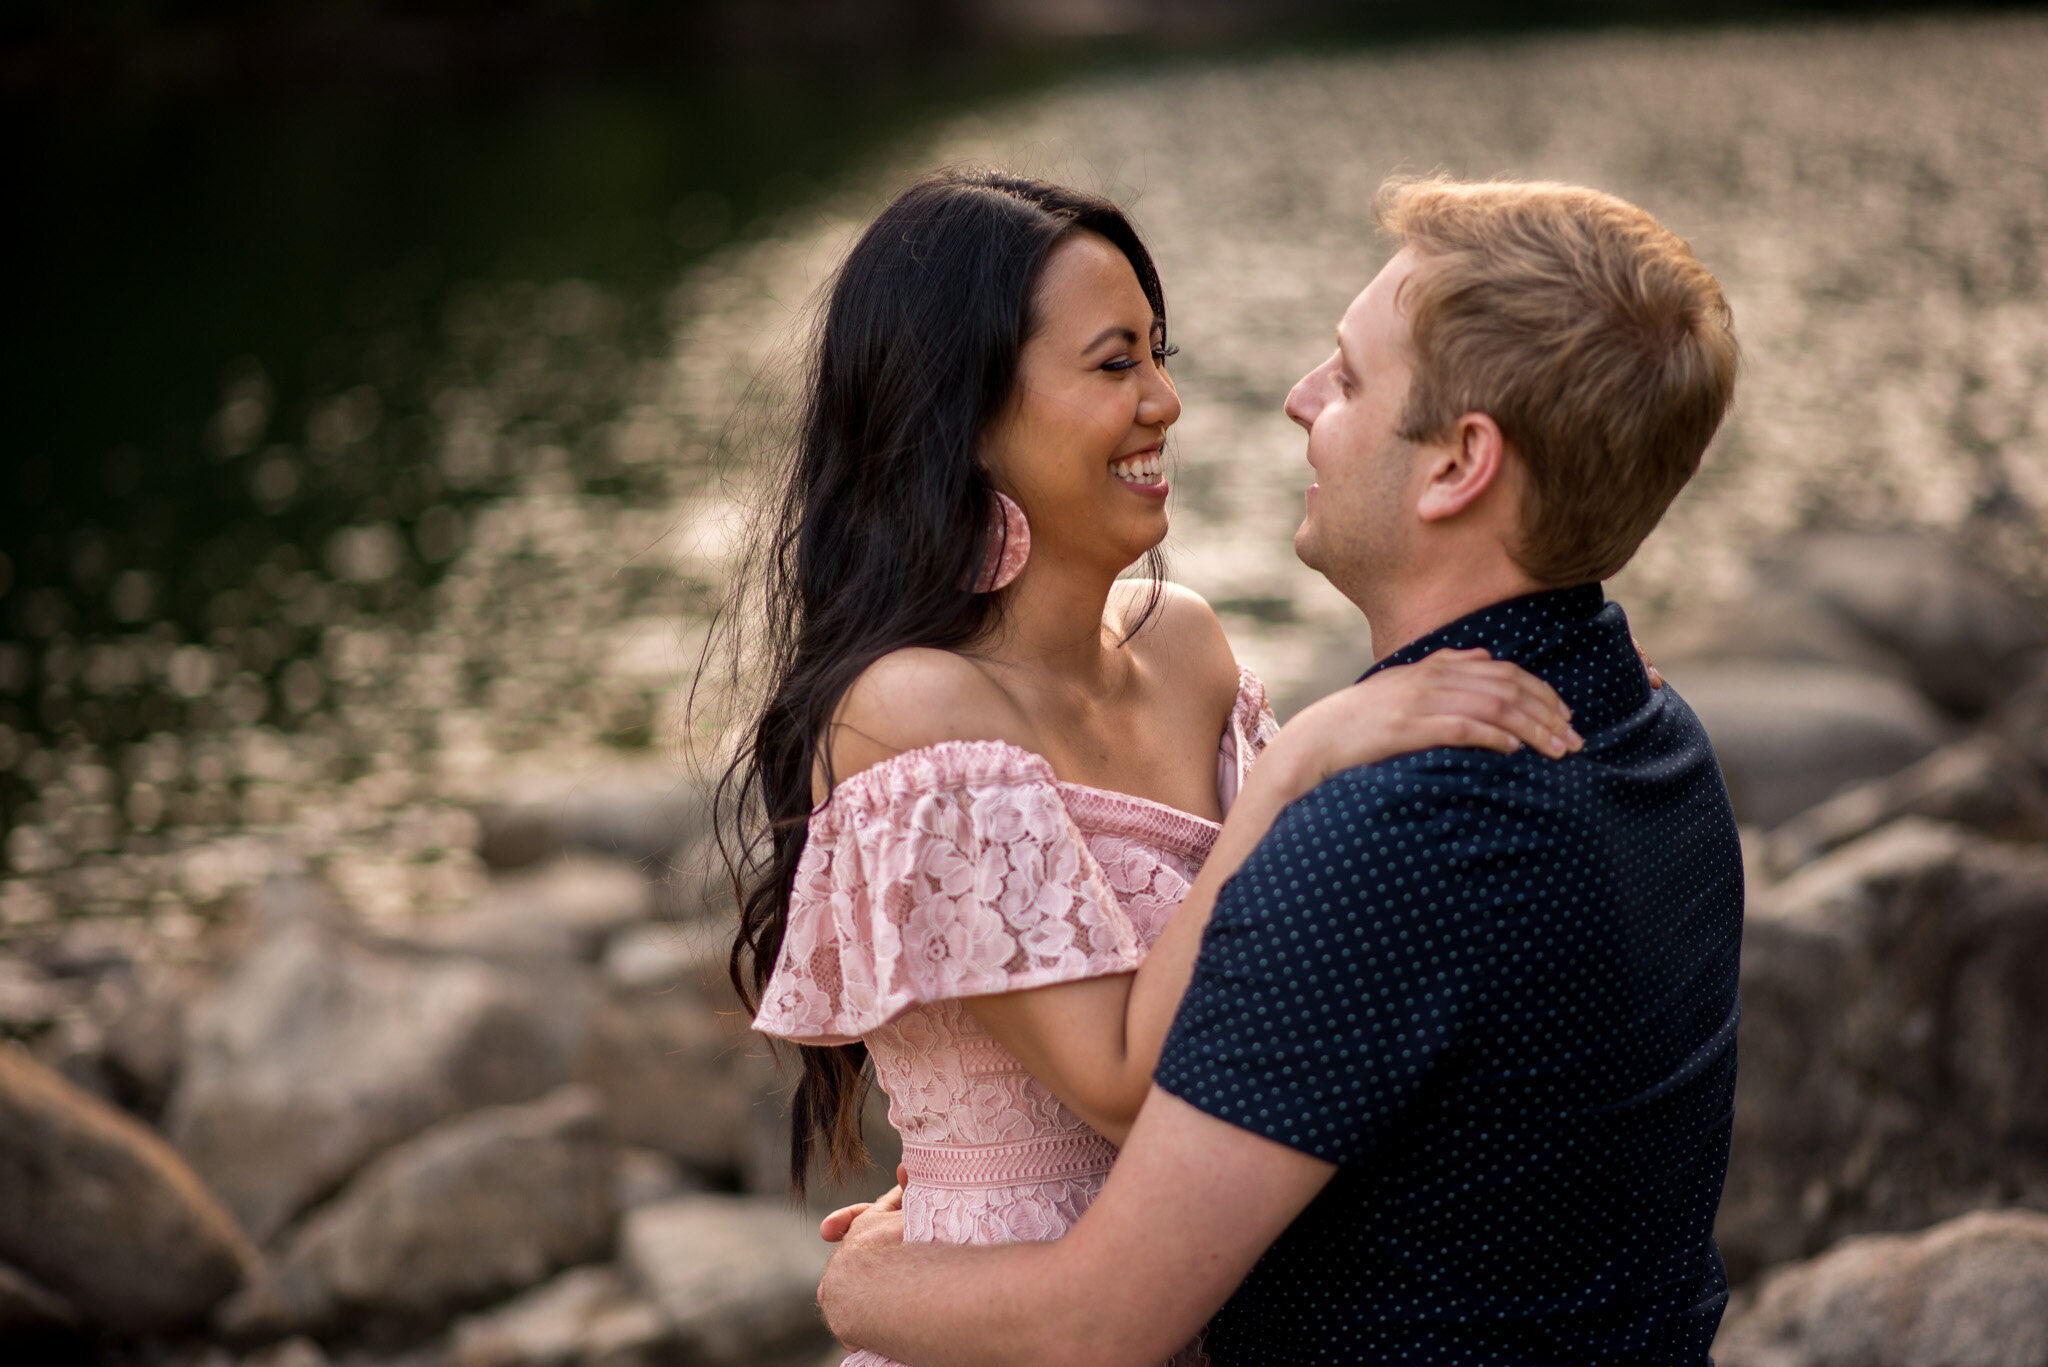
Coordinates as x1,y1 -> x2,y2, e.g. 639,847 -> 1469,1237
969,491 -> 1032,593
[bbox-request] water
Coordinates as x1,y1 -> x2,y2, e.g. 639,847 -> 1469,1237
4,13 -> 2046,939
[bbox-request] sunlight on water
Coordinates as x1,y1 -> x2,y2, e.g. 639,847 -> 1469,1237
3,13 -> 2046,941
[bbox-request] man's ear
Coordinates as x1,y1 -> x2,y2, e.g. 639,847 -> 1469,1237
1415,412 -> 1505,524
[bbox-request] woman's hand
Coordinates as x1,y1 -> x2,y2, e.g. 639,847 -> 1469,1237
820,1165 -> 908,1243
1270,647 -> 1580,793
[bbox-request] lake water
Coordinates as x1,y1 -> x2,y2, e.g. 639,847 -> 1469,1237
4,12 -> 2046,936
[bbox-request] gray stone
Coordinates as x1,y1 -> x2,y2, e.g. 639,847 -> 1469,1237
1664,661 -> 1948,826
612,1147 -> 697,1212
221,1087 -> 615,1342
1721,819 -> 2048,1279
0,1043 -> 255,1333
0,957 -> 76,1037
1990,649 -> 2048,775
1640,585 -> 1908,680
619,1195 -> 833,1366
576,921 -> 769,1180
0,1260 -> 80,1335
1715,1209 -> 2048,1367
166,879 -> 590,1243
473,766 -> 709,873
411,856 -> 655,964
571,987 -> 757,1180
1764,735 -> 2048,874
1766,531 -> 2047,716
442,1265 -> 673,1367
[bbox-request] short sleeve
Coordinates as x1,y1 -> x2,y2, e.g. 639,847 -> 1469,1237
752,742 -> 1143,1045
1155,764 -> 1515,1165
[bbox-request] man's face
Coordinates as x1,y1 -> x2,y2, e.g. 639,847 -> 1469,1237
1284,247 -> 1428,597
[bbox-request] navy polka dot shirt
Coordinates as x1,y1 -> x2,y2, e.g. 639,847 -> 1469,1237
1157,585 -> 1743,1366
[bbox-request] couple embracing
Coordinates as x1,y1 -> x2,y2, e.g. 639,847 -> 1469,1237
722,166 -> 1744,1366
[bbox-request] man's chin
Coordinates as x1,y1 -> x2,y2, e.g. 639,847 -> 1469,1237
1293,524 -> 1321,572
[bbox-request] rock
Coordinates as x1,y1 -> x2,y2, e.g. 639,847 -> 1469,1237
473,765 -> 709,872
166,878 -> 590,1244
1664,662 -> 1948,826
220,1087 -> 615,1343
571,986 -> 758,1179
0,1260 -> 81,1335
0,957 -> 76,1037
239,1338 -> 331,1367
574,920 -> 766,1179
443,1265 -> 672,1367
1720,819 -> 2048,1278
1990,649 -> 2048,775
410,856 -> 655,964
1641,585 -> 1908,680
1714,1209 -> 2048,1367
619,1195 -> 833,1367
1764,735 -> 2048,874
612,1146 -> 698,1212
0,1044 -> 255,1333
1765,531 -> 2047,716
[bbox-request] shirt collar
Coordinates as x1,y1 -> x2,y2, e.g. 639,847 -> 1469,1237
1360,583 -> 1610,682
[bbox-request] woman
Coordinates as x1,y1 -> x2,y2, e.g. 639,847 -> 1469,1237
721,169 -> 1577,1365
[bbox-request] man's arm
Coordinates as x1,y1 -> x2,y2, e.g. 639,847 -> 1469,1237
819,1086 -> 1336,1367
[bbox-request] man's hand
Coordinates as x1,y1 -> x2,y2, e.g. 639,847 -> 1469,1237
815,1088 -> 1335,1367
821,1165 -> 908,1243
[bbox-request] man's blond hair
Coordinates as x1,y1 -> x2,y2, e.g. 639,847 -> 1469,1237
1376,177 -> 1738,585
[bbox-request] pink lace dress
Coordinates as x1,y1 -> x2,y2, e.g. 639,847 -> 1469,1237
753,668 -> 1277,1367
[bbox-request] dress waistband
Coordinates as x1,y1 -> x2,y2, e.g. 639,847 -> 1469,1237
902,1132 -> 1116,1190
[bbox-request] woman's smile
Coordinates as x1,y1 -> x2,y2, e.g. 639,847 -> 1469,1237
1110,444 -> 1169,496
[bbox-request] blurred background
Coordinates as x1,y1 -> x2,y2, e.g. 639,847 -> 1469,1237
6,3 -> 2048,1365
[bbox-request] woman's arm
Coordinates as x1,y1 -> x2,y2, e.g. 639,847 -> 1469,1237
964,647 -> 1577,1144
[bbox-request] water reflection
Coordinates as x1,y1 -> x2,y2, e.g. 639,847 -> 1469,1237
5,13 -> 2048,943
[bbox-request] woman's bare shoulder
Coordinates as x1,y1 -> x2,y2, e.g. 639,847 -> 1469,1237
825,647 -> 1036,786
1111,580 -> 1240,699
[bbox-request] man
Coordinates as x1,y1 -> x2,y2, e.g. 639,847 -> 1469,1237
818,176 -> 1744,1366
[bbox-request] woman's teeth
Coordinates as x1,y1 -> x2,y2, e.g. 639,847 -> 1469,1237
1110,453 -> 1164,484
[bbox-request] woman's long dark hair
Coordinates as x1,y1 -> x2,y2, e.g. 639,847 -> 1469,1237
718,167 -> 1171,1194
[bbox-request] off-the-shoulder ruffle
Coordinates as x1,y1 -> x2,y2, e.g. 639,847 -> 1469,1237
752,666 -> 1275,1046
752,749 -> 1141,1044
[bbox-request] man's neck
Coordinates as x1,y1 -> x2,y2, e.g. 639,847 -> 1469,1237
1361,559 -> 1550,663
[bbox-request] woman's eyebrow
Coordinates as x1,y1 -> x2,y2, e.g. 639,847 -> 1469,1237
1083,325 -> 1140,350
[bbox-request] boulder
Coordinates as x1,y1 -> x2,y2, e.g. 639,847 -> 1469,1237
1763,735 -> 2048,874
0,1260 -> 80,1336
410,856 -> 655,964
1764,531 -> 2047,716
1991,649 -> 2048,775
612,1146 -> 698,1212
1715,1209 -> 2048,1367
1721,819 -> 2048,1279
619,1195 -> 833,1366
0,1044 -> 255,1333
473,765 -> 710,872
1640,585 -> 1908,680
220,1087 -> 615,1343
442,1265 -> 672,1367
575,921 -> 761,1178
1664,662 -> 1947,826
166,878 -> 590,1244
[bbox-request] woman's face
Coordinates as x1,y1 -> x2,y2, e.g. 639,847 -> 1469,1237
982,230 -> 1181,580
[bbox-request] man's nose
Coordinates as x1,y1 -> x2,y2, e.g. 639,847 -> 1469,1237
1285,372 -> 1320,432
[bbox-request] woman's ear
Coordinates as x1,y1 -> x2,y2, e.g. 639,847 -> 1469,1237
1415,411 -> 1506,524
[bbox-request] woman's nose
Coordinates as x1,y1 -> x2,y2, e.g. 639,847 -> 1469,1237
1141,365 -> 1182,429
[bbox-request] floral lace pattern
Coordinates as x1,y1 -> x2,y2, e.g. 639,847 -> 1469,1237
755,668 -> 1275,1367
